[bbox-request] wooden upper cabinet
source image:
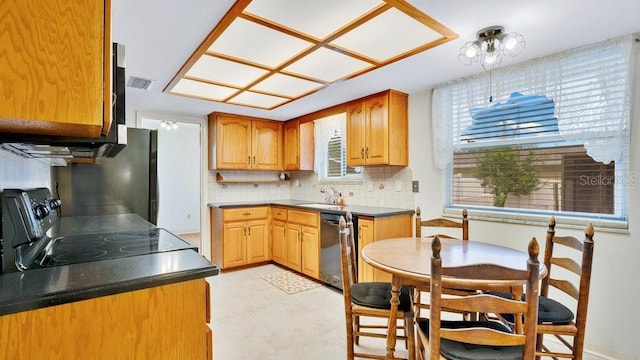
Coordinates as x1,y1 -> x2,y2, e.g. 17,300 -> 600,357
346,103 -> 367,165
0,0 -> 111,138
346,90 -> 408,167
252,120 -> 283,170
208,112 -> 283,170
283,120 -> 314,170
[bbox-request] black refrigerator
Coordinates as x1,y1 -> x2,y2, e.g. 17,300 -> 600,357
52,128 -> 158,224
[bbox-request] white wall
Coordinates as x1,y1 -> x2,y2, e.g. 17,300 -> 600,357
139,116 -> 201,234
408,88 -> 640,360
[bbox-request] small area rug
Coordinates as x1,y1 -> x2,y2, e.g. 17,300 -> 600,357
261,270 -> 322,294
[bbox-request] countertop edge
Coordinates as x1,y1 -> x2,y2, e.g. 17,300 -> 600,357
207,200 -> 414,218
0,250 -> 219,316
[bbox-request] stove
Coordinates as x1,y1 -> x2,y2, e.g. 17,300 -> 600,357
1,188 -> 196,273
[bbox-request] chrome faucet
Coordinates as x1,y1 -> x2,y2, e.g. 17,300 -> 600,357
320,187 -> 340,204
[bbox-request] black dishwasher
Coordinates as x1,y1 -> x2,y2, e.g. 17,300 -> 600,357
320,212 -> 357,291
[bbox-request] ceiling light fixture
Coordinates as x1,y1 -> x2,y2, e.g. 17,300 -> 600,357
160,121 -> 178,130
458,25 -> 525,70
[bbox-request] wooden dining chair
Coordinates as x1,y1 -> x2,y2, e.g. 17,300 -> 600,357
415,207 -> 468,240
339,213 -> 416,360
416,235 -> 541,360
535,217 -> 595,360
414,207 -> 473,319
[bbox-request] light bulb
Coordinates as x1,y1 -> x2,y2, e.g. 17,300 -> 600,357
160,121 -> 167,128
484,51 -> 498,64
172,122 -> 178,129
465,44 -> 478,58
504,35 -> 517,50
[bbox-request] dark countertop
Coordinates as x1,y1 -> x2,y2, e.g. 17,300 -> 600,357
0,213 -> 219,317
0,249 -> 218,316
208,199 -> 414,217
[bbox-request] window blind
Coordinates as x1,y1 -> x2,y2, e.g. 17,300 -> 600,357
433,35 -> 634,224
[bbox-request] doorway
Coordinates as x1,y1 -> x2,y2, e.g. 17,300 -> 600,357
137,113 -> 207,253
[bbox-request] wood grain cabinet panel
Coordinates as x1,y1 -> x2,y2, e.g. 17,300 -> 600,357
358,214 -> 413,283
208,112 -> 283,170
346,90 -> 408,167
0,279 -> 210,360
271,207 -> 288,265
283,119 -> 314,170
218,207 -> 270,269
286,210 -> 320,279
0,0 -> 112,138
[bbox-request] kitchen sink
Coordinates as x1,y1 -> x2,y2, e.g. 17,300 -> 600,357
297,203 -> 345,211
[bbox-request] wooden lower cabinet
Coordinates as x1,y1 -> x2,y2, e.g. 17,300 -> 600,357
212,207 -> 269,269
280,209 -> 320,279
271,207 -> 288,265
358,214 -> 412,282
0,279 -> 211,360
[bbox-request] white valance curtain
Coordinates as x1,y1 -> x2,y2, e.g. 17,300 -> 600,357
432,35 -> 635,169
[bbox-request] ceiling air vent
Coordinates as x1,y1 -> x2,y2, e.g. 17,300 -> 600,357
127,76 -> 154,90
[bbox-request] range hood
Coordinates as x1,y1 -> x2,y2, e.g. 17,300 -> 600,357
0,43 -> 127,163
0,123 -> 127,163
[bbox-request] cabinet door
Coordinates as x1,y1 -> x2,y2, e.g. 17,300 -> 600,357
357,218 -> 375,283
0,0 -> 108,138
215,115 -> 252,170
346,102 -> 367,166
364,94 -> 389,165
300,225 -> 319,279
252,120 -> 283,170
246,219 -> 268,264
283,120 -> 299,170
285,224 -> 302,272
271,220 -> 287,265
222,222 -> 247,268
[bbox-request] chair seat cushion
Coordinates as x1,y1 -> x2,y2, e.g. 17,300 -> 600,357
488,292 -> 575,325
538,296 -> 574,324
351,282 -> 412,312
417,319 -> 523,360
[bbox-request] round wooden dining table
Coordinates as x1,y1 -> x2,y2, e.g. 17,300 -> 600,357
361,236 -> 546,360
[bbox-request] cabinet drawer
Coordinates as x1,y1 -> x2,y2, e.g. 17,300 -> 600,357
223,207 -> 268,221
288,210 -> 318,227
271,207 -> 288,221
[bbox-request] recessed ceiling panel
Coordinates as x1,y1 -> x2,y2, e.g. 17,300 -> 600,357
208,17 -> 313,68
331,8 -> 443,62
166,0 -> 457,110
244,0 -> 383,39
284,47 -> 373,82
251,73 -> 324,98
170,79 -> 237,101
186,55 -> 269,87
228,91 -> 290,109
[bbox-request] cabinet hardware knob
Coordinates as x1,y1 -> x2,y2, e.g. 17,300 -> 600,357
361,147 -> 365,159
247,155 -> 251,164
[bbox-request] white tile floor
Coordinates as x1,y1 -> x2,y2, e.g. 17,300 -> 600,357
207,264 -> 409,360
206,264 -> 604,360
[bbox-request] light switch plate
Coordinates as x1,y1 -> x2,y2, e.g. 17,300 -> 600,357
412,181 -> 419,193
395,180 -> 402,192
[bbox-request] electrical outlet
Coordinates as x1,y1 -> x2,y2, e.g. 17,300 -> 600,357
395,180 -> 402,192
412,180 -> 419,193
367,182 -> 373,191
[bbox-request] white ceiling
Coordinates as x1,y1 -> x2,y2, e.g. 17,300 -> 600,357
112,0 -> 640,121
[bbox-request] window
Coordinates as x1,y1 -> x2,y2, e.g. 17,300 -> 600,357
314,113 -> 362,181
433,36 -> 634,227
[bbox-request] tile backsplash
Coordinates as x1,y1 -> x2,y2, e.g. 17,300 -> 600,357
208,167 -> 415,210
0,150 -> 51,190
